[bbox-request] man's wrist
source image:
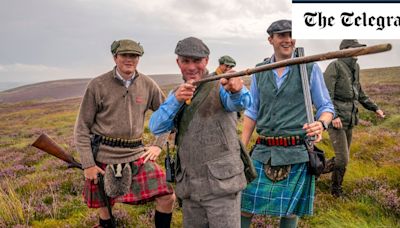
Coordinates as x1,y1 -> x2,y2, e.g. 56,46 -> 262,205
152,132 -> 169,150
151,145 -> 163,150
318,120 -> 328,131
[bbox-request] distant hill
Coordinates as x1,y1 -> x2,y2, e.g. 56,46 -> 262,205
1,66 -> 399,104
0,74 -> 181,103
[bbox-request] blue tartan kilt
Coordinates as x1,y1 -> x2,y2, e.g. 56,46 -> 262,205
241,159 -> 315,217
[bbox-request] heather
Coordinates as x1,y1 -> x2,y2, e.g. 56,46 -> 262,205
1,67 -> 399,227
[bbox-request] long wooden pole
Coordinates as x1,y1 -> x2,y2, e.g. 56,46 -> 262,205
193,43 -> 391,86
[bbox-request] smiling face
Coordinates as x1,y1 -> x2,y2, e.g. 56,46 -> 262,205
268,32 -> 296,61
176,56 -> 209,81
113,53 -> 139,78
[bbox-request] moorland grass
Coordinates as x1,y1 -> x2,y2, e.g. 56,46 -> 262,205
0,67 -> 399,227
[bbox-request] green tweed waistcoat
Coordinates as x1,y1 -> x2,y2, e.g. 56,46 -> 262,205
252,61 -> 314,166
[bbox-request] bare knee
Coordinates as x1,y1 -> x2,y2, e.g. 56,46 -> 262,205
98,207 -> 111,219
158,193 -> 176,205
156,193 -> 176,213
241,211 -> 253,218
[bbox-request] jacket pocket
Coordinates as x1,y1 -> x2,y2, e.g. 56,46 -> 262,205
207,154 -> 246,196
175,167 -> 190,199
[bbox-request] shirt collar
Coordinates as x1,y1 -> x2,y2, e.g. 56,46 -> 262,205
270,52 -> 295,77
270,51 -> 295,63
115,69 -> 135,82
114,68 -> 136,88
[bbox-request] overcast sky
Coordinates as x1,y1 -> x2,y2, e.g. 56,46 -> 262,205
0,0 -> 399,90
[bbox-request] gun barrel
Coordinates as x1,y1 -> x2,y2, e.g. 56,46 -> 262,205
194,43 -> 392,85
32,133 -> 82,169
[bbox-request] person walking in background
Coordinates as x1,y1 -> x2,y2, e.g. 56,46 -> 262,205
149,37 -> 251,228
74,39 -> 175,228
213,55 -> 243,119
240,19 -> 334,228
213,55 -> 236,75
324,39 -> 385,198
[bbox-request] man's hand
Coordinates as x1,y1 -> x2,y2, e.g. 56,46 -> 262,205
84,166 -> 105,184
220,76 -> 243,93
332,117 -> 343,129
174,80 -> 196,103
376,109 -> 385,118
140,146 -> 162,163
303,121 -> 324,143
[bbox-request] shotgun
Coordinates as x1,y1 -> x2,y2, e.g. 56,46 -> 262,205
31,133 -> 116,227
31,133 -> 82,170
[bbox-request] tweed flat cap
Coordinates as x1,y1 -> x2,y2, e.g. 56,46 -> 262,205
267,19 -> 292,35
111,39 -> 144,56
218,55 -> 236,67
339,39 -> 366,50
175,37 -> 210,58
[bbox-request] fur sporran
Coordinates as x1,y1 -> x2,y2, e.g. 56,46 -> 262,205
263,159 -> 291,182
104,163 -> 132,198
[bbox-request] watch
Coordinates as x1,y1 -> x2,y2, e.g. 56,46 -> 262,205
318,120 -> 328,131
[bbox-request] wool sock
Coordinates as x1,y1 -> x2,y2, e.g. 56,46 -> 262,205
279,216 -> 299,228
99,218 -> 115,228
240,215 -> 253,228
154,210 -> 172,228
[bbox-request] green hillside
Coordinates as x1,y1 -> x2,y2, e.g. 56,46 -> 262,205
0,67 -> 399,227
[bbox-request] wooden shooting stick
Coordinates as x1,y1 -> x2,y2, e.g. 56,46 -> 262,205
194,43 -> 391,86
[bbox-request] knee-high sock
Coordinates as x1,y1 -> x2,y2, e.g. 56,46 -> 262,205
240,215 -> 252,228
155,210 -> 172,228
279,216 -> 298,228
99,218 -> 115,228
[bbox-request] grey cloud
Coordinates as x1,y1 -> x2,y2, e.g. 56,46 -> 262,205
0,0 -> 398,91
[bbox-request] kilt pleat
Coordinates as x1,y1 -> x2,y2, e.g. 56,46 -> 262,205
83,157 -> 174,208
241,159 -> 315,217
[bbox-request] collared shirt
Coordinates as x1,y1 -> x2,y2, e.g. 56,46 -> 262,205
245,55 -> 335,121
115,70 -> 136,88
149,85 -> 252,135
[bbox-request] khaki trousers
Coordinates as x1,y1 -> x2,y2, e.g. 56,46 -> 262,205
328,128 -> 353,169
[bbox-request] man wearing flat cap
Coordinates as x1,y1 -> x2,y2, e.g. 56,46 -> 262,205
74,39 -> 175,228
149,36 -> 252,227
324,39 -> 385,198
213,55 -> 236,75
240,19 -> 334,228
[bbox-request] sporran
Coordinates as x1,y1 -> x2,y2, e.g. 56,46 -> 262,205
263,159 -> 291,182
104,163 -> 132,198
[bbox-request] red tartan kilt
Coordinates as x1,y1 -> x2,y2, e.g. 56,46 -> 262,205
83,157 -> 174,208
